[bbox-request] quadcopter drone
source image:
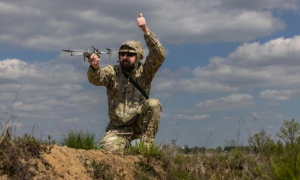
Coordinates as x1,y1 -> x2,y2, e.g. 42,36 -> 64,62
63,46 -> 112,61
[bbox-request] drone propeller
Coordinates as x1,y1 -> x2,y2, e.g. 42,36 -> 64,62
62,50 -> 72,52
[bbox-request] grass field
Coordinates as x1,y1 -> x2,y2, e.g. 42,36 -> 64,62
1,114 -> 300,179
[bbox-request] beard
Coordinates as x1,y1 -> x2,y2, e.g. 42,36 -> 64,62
121,59 -> 135,72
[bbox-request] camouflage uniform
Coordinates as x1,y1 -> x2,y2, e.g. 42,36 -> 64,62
87,31 -> 165,154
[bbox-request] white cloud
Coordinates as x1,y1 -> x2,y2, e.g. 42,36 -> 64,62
0,59 -> 86,85
219,0 -> 299,11
63,117 -> 80,123
0,0 -> 296,50
161,113 -> 171,118
16,113 -> 59,120
228,36 -> 300,68
13,101 -> 50,112
153,67 -> 240,94
260,89 -> 300,100
178,79 -> 239,93
273,114 -> 284,118
187,36 -> 300,91
249,112 -> 259,121
6,122 -> 23,129
174,9 -> 277,43
0,58 -> 107,127
175,114 -> 211,121
148,36 -> 300,96
154,81 -> 175,91
0,59 -> 29,79
197,94 -> 254,111
0,2 -> 41,17
149,35 -> 300,101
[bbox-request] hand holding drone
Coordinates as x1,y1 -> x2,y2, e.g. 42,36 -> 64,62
62,46 -> 112,61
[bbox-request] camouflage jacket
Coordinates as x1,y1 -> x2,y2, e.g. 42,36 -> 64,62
87,31 -> 165,129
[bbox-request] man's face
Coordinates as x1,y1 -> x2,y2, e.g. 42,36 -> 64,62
119,52 -> 137,72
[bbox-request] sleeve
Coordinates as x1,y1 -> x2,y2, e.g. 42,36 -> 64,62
87,65 -> 115,88
143,31 -> 165,83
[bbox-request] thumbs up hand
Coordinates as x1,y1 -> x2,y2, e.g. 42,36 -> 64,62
137,13 -> 150,35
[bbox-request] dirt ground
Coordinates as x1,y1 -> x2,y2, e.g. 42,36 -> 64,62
1,145 -> 167,180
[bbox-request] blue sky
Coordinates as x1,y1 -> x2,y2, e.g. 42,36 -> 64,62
1,0 -> 300,148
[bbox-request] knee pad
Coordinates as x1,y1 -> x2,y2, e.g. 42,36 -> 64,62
145,98 -> 162,111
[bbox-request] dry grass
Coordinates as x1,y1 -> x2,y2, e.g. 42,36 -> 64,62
0,94 -> 55,179
1,98 -> 300,180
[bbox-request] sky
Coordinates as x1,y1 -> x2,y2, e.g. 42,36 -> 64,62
1,0 -> 300,148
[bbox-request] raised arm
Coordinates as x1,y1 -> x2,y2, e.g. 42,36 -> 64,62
137,13 -> 165,82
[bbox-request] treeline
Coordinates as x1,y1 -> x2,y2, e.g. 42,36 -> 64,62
178,118 -> 300,155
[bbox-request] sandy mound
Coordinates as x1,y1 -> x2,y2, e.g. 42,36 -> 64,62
1,145 -> 166,180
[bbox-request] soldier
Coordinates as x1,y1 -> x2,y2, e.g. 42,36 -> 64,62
87,13 -> 165,154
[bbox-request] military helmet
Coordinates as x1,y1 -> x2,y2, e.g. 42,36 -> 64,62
119,40 -> 143,61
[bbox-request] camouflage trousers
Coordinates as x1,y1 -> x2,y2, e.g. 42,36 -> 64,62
99,98 -> 162,154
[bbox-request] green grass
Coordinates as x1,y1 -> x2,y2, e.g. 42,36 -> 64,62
84,160 -> 115,180
247,145 -> 300,180
61,128 -> 99,150
168,169 -> 192,180
125,141 -> 163,160
125,141 -> 163,180
2,119 -> 300,180
133,161 -> 156,180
